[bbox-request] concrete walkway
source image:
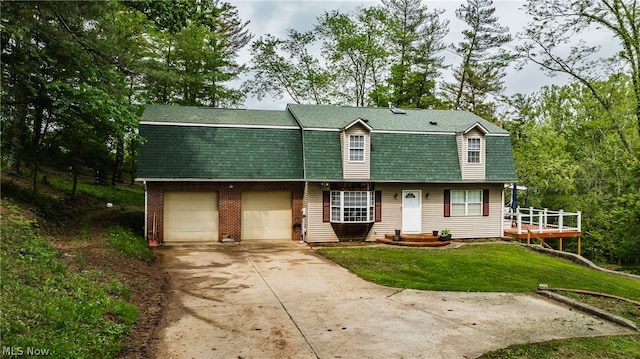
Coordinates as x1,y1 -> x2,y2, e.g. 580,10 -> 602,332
155,240 -> 633,359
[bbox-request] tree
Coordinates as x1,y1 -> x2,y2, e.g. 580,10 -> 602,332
375,0 -> 449,108
520,0 -> 640,159
441,0 -> 512,120
316,8 -> 389,107
2,1 -> 252,193
245,30 -> 334,104
140,1 -> 252,107
1,1 -> 140,192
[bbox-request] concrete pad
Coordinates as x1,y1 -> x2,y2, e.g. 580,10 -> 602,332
155,241 -> 634,359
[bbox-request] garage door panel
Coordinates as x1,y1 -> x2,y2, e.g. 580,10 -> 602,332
242,191 -> 291,240
164,191 -> 218,241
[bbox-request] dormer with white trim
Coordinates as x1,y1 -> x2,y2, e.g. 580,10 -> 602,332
457,122 -> 488,180
341,118 -> 372,180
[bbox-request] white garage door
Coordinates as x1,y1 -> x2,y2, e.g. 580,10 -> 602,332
164,191 -> 218,241
241,191 -> 292,240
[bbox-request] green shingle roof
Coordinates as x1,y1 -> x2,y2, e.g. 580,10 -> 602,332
370,133 -> 462,181
303,131 -> 343,180
137,124 -> 303,179
137,104 -> 516,182
141,104 -> 298,127
485,136 -> 517,181
287,104 -> 508,134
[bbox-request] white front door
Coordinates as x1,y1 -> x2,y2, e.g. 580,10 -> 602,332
402,190 -> 422,233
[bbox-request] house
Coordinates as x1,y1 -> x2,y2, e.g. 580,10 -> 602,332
137,104 -> 517,244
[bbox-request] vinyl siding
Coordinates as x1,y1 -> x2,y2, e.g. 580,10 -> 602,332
304,183 -> 505,242
342,124 -> 370,179
366,183 -> 404,240
364,183 -> 504,240
306,183 -> 339,242
461,128 -> 486,180
435,184 -> 503,238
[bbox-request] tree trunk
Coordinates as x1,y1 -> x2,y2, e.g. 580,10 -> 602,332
72,172 -> 78,198
112,136 -> 124,186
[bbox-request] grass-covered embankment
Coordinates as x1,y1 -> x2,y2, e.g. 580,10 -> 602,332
1,200 -> 139,357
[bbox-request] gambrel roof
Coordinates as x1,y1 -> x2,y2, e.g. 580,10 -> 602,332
137,105 -> 303,180
137,104 -> 516,182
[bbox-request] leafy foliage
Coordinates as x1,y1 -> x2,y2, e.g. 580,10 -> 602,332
1,0 -> 251,190
505,75 -> 640,264
247,1 -> 449,108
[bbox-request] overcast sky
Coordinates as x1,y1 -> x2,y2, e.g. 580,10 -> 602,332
230,0 -> 602,110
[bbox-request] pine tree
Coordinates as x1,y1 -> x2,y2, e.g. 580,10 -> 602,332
441,0 -> 512,120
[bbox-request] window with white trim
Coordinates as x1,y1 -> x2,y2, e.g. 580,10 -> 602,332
349,135 -> 365,162
451,190 -> 482,216
467,138 -> 481,163
330,191 -> 374,222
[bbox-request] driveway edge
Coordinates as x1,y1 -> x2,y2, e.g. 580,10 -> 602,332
536,290 -> 639,332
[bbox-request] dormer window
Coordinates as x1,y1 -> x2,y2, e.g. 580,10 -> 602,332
467,138 -> 481,163
349,135 -> 365,162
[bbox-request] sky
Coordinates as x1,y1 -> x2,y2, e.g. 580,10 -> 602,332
229,0 -> 610,110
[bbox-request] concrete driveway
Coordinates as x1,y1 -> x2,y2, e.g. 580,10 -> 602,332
154,240 -> 633,359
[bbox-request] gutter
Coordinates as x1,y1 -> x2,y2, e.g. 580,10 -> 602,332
143,181 -> 148,242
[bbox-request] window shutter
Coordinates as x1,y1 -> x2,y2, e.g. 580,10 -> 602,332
483,189 -> 490,216
322,191 -> 330,222
375,191 -> 382,222
444,189 -> 451,217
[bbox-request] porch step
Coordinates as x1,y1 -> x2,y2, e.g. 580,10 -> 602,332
384,233 -> 440,242
377,237 -> 451,247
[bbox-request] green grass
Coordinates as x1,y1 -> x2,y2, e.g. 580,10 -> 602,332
106,225 -> 155,263
479,335 -> 640,359
1,200 -> 138,358
48,176 -> 144,207
315,244 -> 640,300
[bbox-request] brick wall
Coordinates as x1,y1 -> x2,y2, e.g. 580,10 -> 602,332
146,181 -> 304,243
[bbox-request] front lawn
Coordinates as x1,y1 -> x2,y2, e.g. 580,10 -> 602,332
315,243 -> 640,300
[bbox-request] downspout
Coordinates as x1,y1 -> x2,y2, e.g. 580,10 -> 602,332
500,183 -> 505,236
143,181 -> 148,242
289,105 -> 308,243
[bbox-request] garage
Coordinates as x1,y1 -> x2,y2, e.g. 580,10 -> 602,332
241,191 -> 292,240
164,191 -> 219,241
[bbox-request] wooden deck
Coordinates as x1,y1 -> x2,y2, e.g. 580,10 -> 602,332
504,223 -> 581,239
504,207 -> 581,240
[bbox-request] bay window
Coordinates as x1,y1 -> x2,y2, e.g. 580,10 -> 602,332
330,190 -> 374,223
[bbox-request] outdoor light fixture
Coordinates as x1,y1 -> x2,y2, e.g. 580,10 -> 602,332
394,193 -> 398,199
425,192 -> 430,199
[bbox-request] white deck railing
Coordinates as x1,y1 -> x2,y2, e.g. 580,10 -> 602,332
504,207 -> 581,234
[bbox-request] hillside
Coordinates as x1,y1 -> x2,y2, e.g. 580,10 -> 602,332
1,170 -> 167,358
